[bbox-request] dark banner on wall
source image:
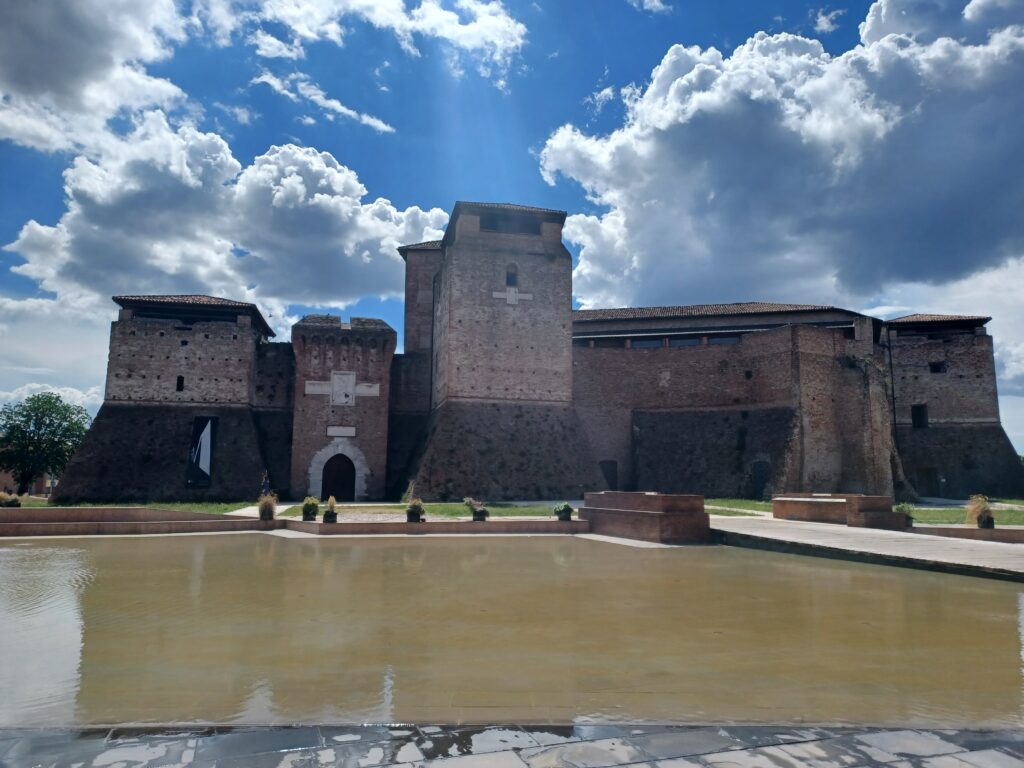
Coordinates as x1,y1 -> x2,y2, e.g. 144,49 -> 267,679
186,417 -> 217,487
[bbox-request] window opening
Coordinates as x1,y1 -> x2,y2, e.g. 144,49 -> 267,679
911,403 -> 929,428
176,376 -> 185,392
929,361 -> 948,373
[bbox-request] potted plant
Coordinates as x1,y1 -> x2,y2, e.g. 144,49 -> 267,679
966,494 -> 995,529
464,496 -> 489,522
406,497 -> 426,523
258,493 -> 276,521
323,495 -> 338,523
553,502 -> 574,522
301,496 -> 319,522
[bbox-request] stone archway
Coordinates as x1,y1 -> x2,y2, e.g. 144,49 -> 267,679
321,454 -> 356,501
308,438 -> 370,501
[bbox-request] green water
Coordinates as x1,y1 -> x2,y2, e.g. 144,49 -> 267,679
0,534 -> 1021,727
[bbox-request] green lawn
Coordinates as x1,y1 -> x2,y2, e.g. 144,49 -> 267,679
281,502 -> 563,519
9,498 -> 251,514
907,506 -> 1024,526
706,498 -> 772,513
992,498 -> 1024,508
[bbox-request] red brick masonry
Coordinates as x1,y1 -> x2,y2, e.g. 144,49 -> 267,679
772,493 -> 910,530
579,491 -> 712,544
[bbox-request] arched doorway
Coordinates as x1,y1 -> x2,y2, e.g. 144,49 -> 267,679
321,454 -> 356,501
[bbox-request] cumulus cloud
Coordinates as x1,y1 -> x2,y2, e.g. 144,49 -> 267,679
0,0 -> 187,152
814,8 -> 846,34
3,111 -> 448,331
0,383 -> 103,412
541,1 -> 1024,309
208,0 -> 526,84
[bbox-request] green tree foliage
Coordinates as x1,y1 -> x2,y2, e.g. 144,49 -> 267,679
0,392 -> 90,494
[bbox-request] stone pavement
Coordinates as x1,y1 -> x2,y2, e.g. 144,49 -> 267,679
1,724 -> 1022,768
711,516 -> 1024,581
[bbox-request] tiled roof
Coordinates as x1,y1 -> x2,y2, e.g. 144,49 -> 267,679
573,302 -> 852,322
294,315 -> 393,332
113,294 -> 257,309
887,313 -> 990,325
397,240 -> 442,251
455,201 -> 567,216
113,294 -> 275,337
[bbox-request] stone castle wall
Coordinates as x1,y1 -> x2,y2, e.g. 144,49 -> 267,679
289,319 -> 395,500
432,214 -> 573,406
105,315 -> 259,405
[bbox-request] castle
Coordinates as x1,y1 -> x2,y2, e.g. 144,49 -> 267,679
56,201 -> 1024,503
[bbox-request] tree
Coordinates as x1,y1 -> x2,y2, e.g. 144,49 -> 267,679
0,392 -> 90,495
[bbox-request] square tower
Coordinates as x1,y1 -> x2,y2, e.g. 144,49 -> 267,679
431,201 -> 573,406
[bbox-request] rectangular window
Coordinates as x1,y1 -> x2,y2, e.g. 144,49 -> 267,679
929,361 -> 948,373
176,376 -> 185,392
669,337 -> 701,347
911,403 -> 929,428
593,338 -> 625,348
708,335 -> 741,345
630,338 -> 663,349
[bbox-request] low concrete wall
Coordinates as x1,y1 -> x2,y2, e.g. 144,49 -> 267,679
580,491 -> 711,544
772,493 -> 909,530
0,507 -> 590,538
285,519 -> 590,536
910,526 -> 1024,544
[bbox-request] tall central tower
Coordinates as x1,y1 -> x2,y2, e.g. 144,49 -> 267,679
432,202 -> 573,406
392,201 -> 603,501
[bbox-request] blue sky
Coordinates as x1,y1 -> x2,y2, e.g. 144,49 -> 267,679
1,0 -> 1024,449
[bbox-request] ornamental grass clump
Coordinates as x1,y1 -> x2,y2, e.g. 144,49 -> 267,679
301,496 -> 319,522
323,495 -> 338,523
966,494 -> 995,528
463,496 -> 489,521
258,493 -> 276,521
406,497 -> 425,523
0,492 -> 21,507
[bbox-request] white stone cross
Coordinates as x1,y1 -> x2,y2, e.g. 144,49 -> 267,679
304,370 -> 380,406
492,286 -> 533,305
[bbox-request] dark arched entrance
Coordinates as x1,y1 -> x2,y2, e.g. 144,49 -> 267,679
321,454 -> 356,501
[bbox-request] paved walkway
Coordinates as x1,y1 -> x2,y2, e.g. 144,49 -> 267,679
711,516 -> 1024,581
2,724 -> 1021,768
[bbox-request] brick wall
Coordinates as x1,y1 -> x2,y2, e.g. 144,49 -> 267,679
406,400 -> 605,501
432,214 -> 573,406
105,316 -> 259,405
289,318 -> 395,500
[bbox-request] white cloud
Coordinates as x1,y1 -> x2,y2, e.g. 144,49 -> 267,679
585,86 -> 616,117
627,0 -> 671,12
0,0 -> 187,152
252,70 -> 394,133
4,111 -> 448,333
814,8 -> 846,34
214,103 -> 255,124
248,29 -> 305,59
0,383 -> 103,412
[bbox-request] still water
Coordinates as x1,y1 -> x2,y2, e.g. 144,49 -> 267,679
0,534 -> 1021,727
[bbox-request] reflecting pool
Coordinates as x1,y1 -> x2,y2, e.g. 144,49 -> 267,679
0,534 -> 1021,727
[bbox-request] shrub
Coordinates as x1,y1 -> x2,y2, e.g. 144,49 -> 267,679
258,493 -> 276,521
966,494 -> 993,526
406,497 -> 425,522
893,502 -> 915,521
301,496 -> 319,522
0,492 -> 20,508
464,496 -> 488,520
323,495 -> 338,524
553,502 -> 574,521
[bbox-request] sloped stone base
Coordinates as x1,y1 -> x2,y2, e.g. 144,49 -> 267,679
404,400 -> 606,501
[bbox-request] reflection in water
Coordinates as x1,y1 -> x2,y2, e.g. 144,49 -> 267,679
0,545 -> 91,725
0,535 -> 1021,727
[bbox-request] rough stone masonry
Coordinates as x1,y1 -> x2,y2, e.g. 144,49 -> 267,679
55,201 -> 1024,503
